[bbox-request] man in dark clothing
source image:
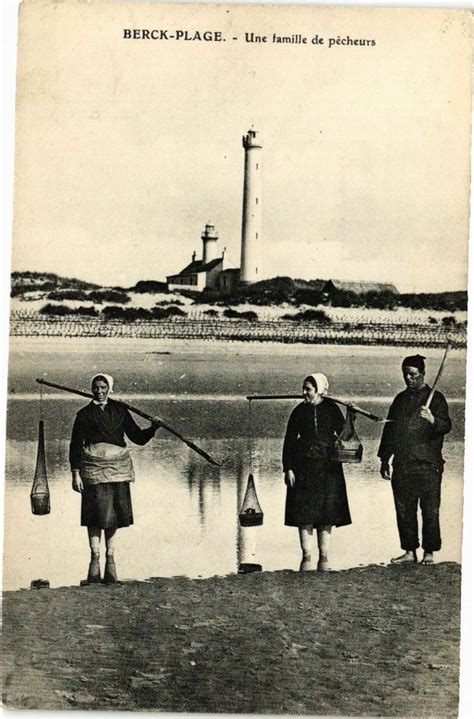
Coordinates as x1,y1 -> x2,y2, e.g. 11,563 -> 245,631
378,354 -> 452,565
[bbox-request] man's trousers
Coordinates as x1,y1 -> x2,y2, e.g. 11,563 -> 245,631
391,461 -> 443,552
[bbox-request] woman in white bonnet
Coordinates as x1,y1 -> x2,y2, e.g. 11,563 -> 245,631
69,373 -> 162,584
282,373 -> 352,571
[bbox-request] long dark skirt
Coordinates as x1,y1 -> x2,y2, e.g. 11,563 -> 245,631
81,481 -> 133,529
285,458 -> 351,528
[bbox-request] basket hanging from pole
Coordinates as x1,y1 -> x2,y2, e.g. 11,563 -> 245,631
334,408 -> 363,464
30,419 -> 51,515
239,473 -> 264,527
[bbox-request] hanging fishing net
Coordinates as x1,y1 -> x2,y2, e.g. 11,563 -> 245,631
239,473 -> 264,526
334,408 -> 363,463
30,419 -> 50,515
239,400 -> 264,527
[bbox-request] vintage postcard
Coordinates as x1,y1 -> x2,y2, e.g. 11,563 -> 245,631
1,0 -> 472,714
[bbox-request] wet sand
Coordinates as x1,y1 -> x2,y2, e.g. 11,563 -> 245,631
2,563 -> 460,715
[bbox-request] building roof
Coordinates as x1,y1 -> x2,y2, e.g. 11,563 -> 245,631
294,279 -> 327,292
167,257 -> 223,280
220,268 -> 240,275
324,280 -> 399,294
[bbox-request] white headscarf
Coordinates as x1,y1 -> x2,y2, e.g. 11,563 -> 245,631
91,373 -> 114,405
306,373 -> 329,396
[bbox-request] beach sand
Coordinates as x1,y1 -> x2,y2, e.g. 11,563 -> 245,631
2,563 -> 460,715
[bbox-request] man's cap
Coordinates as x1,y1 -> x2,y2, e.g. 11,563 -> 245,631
402,354 -> 426,372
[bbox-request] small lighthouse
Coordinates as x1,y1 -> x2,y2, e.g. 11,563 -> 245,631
240,128 -> 262,284
201,223 -> 219,264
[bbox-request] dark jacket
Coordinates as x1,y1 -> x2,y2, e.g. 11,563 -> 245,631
377,385 -> 451,467
69,399 -> 155,470
282,399 -> 345,472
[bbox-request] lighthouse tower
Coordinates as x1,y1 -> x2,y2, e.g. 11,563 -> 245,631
240,128 -> 262,284
201,223 -> 218,263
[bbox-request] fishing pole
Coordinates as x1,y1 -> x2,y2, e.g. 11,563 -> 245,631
425,340 -> 451,410
246,393 -> 391,423
35,378 -> 221,467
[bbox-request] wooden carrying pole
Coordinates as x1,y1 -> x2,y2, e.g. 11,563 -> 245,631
246,394 -> 389,423
35,378 -> 221,467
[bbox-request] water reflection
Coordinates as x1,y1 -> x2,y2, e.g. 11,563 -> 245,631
185,453 -> 221,527
2,424 -> 465,591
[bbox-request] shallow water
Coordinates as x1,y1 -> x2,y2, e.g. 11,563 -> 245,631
3,340 -> 466,590
4,428 -> 465,590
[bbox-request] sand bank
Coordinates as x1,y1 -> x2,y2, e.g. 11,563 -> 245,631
9,334 -> 468,357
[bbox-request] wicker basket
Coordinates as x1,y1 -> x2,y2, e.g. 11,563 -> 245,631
334,440 -> 363,464
31,492 -> 51,515
334,409 -> 363,464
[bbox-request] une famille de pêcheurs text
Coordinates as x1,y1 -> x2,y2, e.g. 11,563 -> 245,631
123,29 -> 377,48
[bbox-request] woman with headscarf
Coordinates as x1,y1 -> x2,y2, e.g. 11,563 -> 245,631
282,373 -> 352,571
69,373 -> 162,584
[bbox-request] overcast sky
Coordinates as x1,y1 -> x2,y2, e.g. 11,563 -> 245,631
10,2 -> 471,292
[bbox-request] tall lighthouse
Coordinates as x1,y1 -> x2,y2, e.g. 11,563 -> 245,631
240,128 -> 262,284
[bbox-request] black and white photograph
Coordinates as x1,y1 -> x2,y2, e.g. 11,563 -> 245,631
1,0 -> 472,715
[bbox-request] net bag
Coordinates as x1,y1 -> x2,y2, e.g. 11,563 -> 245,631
334,408 -> 363,463
30,420 -> 51,515
239,474 -> 264,527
